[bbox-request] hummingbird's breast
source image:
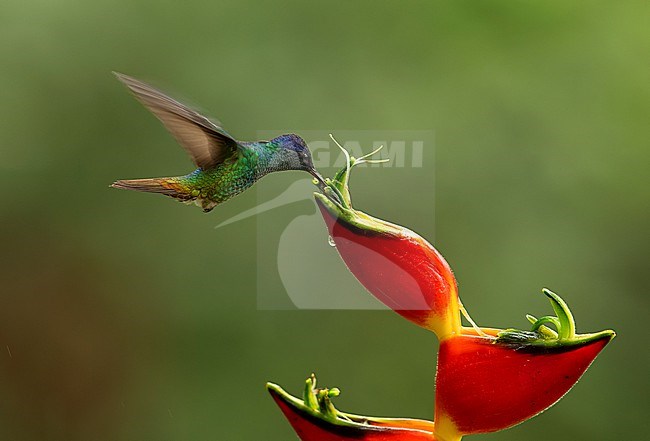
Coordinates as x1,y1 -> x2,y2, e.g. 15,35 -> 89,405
178,145 -> 275,211
175,163 -> 252,212
207,161 -> 258,200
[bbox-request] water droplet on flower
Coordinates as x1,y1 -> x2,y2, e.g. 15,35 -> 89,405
328,236 -> 336,247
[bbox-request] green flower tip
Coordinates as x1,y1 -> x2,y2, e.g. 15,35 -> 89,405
496,288 -> 616,347
296,373 -> 346,422
317,134 -> 391,210
304,374 -> 319,410
542,288 -> 576,340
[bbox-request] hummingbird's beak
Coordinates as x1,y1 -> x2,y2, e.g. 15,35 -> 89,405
308,167 -> 327,187
308,167 -> 342,205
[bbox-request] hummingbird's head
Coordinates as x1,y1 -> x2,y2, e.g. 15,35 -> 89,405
273,134 -> 326,185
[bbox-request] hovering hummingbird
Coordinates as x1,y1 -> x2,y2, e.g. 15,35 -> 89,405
111,73 -> 326,212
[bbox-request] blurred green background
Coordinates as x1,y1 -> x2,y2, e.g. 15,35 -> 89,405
1,1 -> 648,440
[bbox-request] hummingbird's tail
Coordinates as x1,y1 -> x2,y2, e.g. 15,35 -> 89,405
111,177 -> 194,202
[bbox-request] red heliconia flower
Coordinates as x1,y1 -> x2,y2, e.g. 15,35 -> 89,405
268,374 -> 437,441
313,145 -> 462,339
433,289 -> 615,438
269,143 -> 615,441
435,331 -> 613,436
269,293 -> 614,441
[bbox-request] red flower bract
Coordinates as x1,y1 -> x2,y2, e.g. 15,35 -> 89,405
268,147 -> 615,441
315,194 -> 460,337
267,379 -> 437,441
434,331 -> 614,435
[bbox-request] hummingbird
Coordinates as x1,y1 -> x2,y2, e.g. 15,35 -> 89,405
111,73 -> 326,212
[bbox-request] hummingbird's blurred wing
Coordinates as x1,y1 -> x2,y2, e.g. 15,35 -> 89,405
114,72 -> 239,170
